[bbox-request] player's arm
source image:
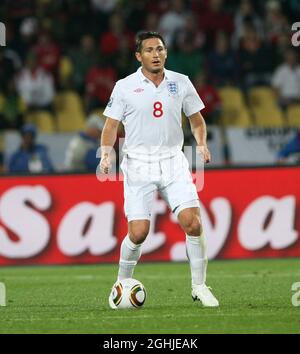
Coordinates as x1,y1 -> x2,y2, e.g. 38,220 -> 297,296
189,111 -> 211,163
100,117 -> 120,173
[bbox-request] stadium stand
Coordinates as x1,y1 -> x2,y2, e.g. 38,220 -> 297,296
24,111 -> 55,133
0,0 -> 299,170
218,87 -> 252,127
248,86 -> 278,109
54,92 -> 85,132
59,56 -> 74,87
252,106 -> 285,127
287,105 -> 300,127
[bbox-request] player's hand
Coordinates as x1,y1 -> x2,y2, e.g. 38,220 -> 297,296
100,155 -> 112,174
196,145 -> 211,163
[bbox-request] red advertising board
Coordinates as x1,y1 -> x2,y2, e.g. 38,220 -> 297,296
0,166 -> 299,265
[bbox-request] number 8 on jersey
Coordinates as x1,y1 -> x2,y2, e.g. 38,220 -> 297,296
153,101 -> 163,118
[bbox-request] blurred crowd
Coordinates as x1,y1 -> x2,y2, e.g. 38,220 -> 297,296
0,0 -> 300,173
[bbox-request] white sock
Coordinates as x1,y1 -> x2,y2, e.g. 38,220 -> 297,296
118,235 -> 142,280
186,232 -> 208,286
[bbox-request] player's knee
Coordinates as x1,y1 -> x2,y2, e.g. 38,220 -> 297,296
130,228 -> 149,244
182,216 -> 202,236
129,222 -> 150,244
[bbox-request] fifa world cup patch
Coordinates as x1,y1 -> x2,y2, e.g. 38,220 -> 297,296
167,81 -> 178,95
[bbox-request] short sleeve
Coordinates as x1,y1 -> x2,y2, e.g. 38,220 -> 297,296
182,77 -> 205,117
103,82 -> 125,121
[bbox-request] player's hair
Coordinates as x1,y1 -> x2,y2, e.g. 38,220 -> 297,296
135,31 -> 166,52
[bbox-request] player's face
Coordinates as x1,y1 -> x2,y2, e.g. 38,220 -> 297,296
135,38 -> 167,74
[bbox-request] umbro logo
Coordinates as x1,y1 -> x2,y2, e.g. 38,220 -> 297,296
134,88 -> 144,93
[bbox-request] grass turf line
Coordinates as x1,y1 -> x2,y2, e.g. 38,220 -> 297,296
0,259 -> 300,333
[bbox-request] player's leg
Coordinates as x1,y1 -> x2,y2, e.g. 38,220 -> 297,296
114,156 -> 157,282
118,219 -> 150,280
176,205 -> 207,284
109,218 -> 150,309
159,152 -> 218,306
109,187 -> 155,307
176,205 -> 219,307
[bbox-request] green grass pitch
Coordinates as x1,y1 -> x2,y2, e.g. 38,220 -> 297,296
0,259 -> 300,334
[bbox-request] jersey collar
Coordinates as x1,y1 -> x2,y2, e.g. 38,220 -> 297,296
137,67 -> 169,83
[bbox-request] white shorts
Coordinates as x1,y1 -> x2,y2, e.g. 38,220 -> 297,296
120,151 -> 200,221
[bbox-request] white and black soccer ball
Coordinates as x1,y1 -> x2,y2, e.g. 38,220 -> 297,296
108,278 -> 147,309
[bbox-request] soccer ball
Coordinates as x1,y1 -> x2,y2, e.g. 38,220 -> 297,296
108,278 -> 146,309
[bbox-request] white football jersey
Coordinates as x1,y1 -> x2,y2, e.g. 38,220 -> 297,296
103,67 -> 205,161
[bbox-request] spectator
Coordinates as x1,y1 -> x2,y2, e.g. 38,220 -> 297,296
167,31 -> 203,81
144,12 -> 160,33
233,0 -> 264,49
0,79 -> 25,130
145,0 -> 169,15
194,72 -> 222,125
8,123 -> 54,174
158,0 -> 188,47
272,49 -> 300,109
238,26 -> 273,89
20,17 -> 38,39
173,13 -> 205,52
32,30 -> 61,79
90,0 -> 120,33
198,0 -> 234,49
85,56 -> 117,112
90,0 -> 119,14
265,0 -> 291,45
65,115 -> 103,171
277,131 -> 300,164
125,2 -> 150,32
113,37 -> 136,78
0,48 -> 19,92
99,13 -> 135,56
62,2 -> 95,45
17,17 -> 39,60
273,33 -> 292,68
15,52 -> 55,112
207,31 -> 239,87
69,34 -> 98,93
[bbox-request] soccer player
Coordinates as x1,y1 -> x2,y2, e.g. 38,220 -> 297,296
100,31 -> 219,307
